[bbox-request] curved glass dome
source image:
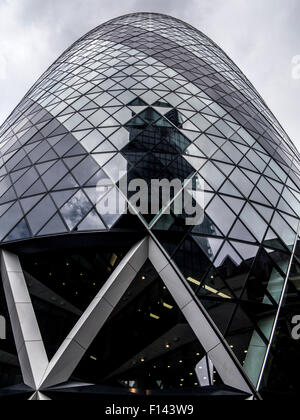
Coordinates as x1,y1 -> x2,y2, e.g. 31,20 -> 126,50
0,13 -> 299,400
0,12 -> 299,244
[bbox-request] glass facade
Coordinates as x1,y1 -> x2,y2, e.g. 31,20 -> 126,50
0,12 -> 299,400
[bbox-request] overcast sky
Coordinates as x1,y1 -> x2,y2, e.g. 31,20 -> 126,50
0,0 -> 299,149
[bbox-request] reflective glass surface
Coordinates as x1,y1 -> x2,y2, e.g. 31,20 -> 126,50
0,12 -> 299,399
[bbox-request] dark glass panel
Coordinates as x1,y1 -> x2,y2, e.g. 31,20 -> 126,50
260,258 -> 300,399
242,248 -> 285,306
20,243 -> 134,358
73,261 -> 223,391
173,236 -> 213,292
0,278 -> 23,388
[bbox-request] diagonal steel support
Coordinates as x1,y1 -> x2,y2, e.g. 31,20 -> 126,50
148,237 -> 256,397
1,237 -> 257,398
0,250 -> 49,390
39,237 -> 149,389
29,392 -> 51,401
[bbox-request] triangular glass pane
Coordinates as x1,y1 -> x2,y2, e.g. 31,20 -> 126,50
26,196 -> 57,235
20,195 -> 44,214
92,152 -> 116,167
155,118 -> 173,128
84,186 -> 111,206
239,158 -> 259,172
229,241 -> 259,261
223,196 -> 244,215
207,250 -> 251,300
10,167 -> 29,183
37,149 -> 58,163
77,210 -> 106,231
55,174 -> 79,190
185,143 -> 205,158
140,108 -> 163,125
63,156 -> 85,170
192,236 -> 224,262
42,161 -> 69,190
72,156 -> 100,185
173,236 -> 213,292
250,189 -> 271,206
226,305 -> 270,387
153,107 -> 173,116
263,228 -> 287,251
213,150 -> 233,164
51,190 -> 77,208
93,140 -> 117,153
0,187 -> 17,204
125,116 -> 147,128
214,162 -> 234,176
192,214 -> 223,237
266,248 -> 292,277
214,242 -> 243,268
219,181 -> 243,197
20,242 -> 134,360
229,220 -> 257,243
128,106 -> 148,115
85,169 -> 109,187
271,213 -> 296,250
268,178 -> 284,195
3,219 -> 31,242
184,156 -> 206,171
277,198 -> 296,216
197,265 -> 236,302
37,213 -> 68,235
199,162 -> 226,191
0,202 -> 13,217
23,179 -> 47,197
281,212 -> 299,232
253,204 -> 274,223
206,196 -> 236,235
241,247 -> 283,306
128,98 -> 148,107
98,187 -> 127,229
240,204 -> 268,242
153,100 -> 173,108
36,161 -> 55,175
242,169 -> 260,185
60,190 -> 93,231
65,143 -> 88,157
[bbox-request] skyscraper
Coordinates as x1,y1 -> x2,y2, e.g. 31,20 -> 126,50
0,13 -> 299,401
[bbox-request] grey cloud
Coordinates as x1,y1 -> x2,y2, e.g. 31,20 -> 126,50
0,0 -> 299,149
132,0 -> 198,18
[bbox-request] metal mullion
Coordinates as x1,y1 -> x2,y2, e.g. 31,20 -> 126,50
257,219 -> 300,391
